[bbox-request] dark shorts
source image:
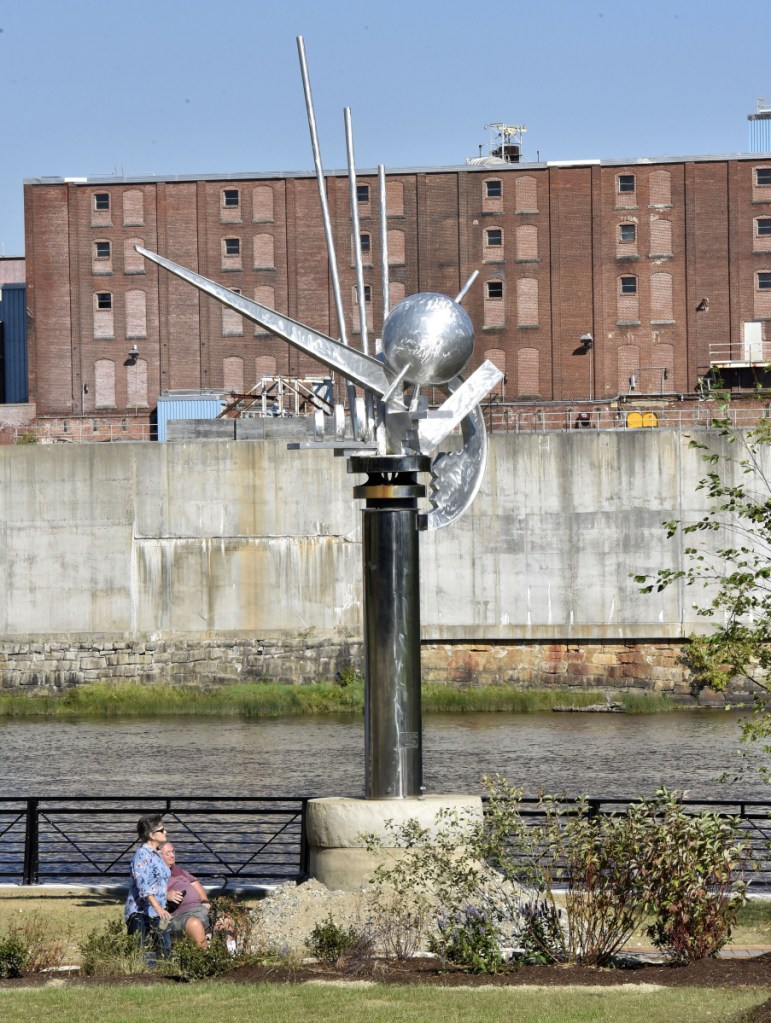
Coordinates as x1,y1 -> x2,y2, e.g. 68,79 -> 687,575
169,905 -> 210,935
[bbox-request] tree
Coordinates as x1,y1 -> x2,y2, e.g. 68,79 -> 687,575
635,414 -> 771,779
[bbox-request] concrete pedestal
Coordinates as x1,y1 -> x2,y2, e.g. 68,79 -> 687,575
305,794 -> 483,891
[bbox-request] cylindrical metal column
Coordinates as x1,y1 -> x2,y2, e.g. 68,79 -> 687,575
350,455 -> 429,798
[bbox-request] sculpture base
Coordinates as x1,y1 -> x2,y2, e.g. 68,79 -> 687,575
305,794 -> 483,891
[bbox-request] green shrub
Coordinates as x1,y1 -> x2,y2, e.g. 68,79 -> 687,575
79,918 -> 147,976
429,905 -> 503,974
2,910 -> 69,973
637,792 -> 747,963
0,935 -> 30,978
209,895 -> 256,955
366,778 -> 748,969
305,914 -> 372,965
172,934 -> 240,980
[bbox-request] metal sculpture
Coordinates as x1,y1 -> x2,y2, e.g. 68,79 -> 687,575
136,36 -> 503,799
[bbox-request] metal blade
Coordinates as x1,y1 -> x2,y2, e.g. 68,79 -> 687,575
416,360 -> 503,453
135,246 -> 391,397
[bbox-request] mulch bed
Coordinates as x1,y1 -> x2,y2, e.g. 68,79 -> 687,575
2,952 -> 770,992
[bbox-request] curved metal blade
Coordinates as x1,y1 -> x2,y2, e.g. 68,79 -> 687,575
422,377 -> 490,531
135,246 -> 391,396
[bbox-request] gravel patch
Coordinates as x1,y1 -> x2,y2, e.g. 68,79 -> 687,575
254,880 -> 369,956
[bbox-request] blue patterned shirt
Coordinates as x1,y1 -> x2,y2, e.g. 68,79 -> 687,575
124,843 -> 171,921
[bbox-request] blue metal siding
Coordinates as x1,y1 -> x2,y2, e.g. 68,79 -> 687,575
156,395 -> 223,441
0,284 -> 28,403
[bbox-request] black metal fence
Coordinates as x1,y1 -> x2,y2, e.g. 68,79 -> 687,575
1,795 -> 769,889
0,797 -> 310,887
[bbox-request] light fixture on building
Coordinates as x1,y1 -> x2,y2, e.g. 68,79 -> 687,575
579,332 -> 593,350
128,344 -> 139,363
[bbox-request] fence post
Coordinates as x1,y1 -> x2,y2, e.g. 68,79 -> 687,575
22,798 -> 39,885
299,798 -> 310,880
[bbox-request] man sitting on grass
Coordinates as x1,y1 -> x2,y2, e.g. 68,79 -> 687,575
160,841 -> 211,948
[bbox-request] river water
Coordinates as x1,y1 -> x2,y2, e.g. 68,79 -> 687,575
1,710 -> 767,801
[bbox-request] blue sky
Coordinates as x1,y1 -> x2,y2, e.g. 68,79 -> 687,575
1,0 -> 769,256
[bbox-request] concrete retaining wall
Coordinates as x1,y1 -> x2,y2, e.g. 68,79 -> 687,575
0,430 -> 751,694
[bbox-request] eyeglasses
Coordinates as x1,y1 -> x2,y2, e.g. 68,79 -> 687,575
151,827 -> 167,835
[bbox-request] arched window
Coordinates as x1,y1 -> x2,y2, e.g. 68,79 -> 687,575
387,229 -> 406,265
255,355 -> 278,383
122,189 -> 145,226
483,178 -> 503,213
517,348 -> 540,397
617,344 -> 640,393
253,233 -> 275,269
124,238 -> 145,274
92,240 -> 112,274
649,170 -> 672,206
223,356 -> 244,393
386,180 -> 404,215
222,289 -> 243,336
617,275 -> 639,322
127,358 -> 148,407
94,359 -> 116,408
93,292 -> 114,339
126,290 -> 147,338
483,227 -> 503,260
221,187 -> 241,224
649,219 -> 672,256
516,225 -> 538,261
484,280 -> 505,327
517,278 -> 538,326
254,285 -> 276,335
515,176 -> 537,212
651,272 -> 674,321
252,185 -> 274,222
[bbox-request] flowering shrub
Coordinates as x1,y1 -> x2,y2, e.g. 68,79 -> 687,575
429,905 -> 503,974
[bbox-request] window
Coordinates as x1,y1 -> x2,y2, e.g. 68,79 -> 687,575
224,238 -> 241,256
223,189 -> 240,208
94,193 -> 110,211
96,292 -> 112,310
618,174 -> 636,194
94,241 -> 111,260
485,228 -> 503,247
485,179 -> 502,199
356,183 -> 370,203
359,232 -> 371,254
123,189 -> 144,226
356,284 -> 372,301
484,280 -> 505,328
758,219 -> 771,236
620,275 -> 637,295
619,223 -> 636,243
756,168 -> 771,186
758,272 -> 771,291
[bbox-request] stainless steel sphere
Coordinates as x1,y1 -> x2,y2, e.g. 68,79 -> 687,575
381,293 -> 474,386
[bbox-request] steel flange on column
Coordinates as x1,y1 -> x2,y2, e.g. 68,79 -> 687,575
349,455 -> 431,798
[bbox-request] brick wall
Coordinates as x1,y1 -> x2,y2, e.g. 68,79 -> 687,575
24,156 -> 771,419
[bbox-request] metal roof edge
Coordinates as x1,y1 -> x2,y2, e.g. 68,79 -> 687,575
23,152 -> 771,188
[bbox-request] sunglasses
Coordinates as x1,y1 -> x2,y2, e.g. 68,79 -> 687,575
151,827 -> 167,835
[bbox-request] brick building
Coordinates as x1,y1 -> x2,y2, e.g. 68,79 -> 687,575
22,154 -> 771,432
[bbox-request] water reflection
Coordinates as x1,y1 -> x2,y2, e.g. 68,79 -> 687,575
0,710 -> 765,800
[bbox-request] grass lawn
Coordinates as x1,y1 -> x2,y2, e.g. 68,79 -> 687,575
0,981 -> 768,1023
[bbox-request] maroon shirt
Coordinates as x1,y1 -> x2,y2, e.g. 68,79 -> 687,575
168,864 -> 204,915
